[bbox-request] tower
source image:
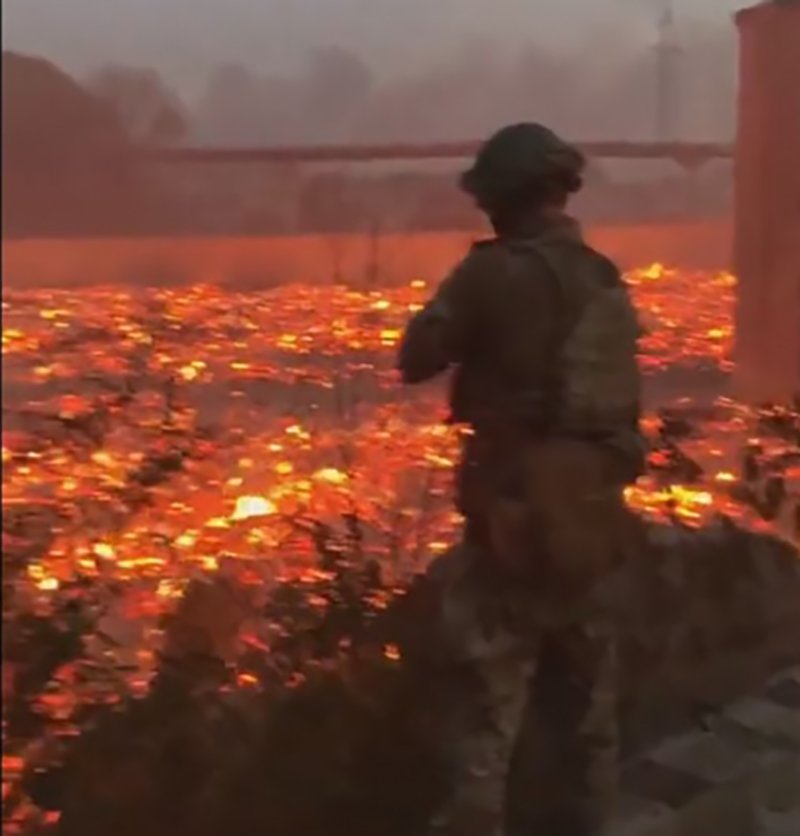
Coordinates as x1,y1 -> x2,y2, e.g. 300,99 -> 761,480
654,0 -> 681,141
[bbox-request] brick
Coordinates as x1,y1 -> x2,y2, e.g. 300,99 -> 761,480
673,780 -> 758,836
725,698 -> 800,749
623,760 -> 713,808
649,730 -> 756,784
755,807 -> 800,836
765,678 -> 800,711
607,793 -> 674,836
752,751 -> 800,813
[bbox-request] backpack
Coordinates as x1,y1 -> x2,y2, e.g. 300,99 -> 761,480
519,238 -> 643,437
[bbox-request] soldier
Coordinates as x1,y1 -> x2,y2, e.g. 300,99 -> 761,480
397,123 -> 644,836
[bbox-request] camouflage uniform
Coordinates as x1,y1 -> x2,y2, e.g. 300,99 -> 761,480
398,124 -> 644,836
430,438 -> 635,836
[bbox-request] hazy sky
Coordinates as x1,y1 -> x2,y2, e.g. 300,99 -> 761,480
4,0 -> 746,96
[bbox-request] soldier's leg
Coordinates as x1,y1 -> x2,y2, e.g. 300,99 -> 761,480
431,537 -> 537,836
502,439 -> 628,834
432,651 -> 535,836
509,620 -> 619,836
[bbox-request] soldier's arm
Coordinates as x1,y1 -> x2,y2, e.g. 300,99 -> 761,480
396,252 -> 482,385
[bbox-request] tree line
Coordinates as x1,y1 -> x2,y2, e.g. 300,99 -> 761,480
2,37 -> 735,239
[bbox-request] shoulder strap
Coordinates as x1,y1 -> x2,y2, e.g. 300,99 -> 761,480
496,239 -> 583,416
507,237 -> 587,343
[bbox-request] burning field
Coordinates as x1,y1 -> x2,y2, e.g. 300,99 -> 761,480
2,263 -> 799,833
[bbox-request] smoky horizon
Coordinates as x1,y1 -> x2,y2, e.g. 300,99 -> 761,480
3,0 -> 744,144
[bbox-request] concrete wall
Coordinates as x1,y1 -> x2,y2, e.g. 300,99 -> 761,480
2,220 -> 732,290
733,1 -> 800,403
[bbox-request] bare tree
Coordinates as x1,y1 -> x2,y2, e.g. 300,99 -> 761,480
88,65 -> 187,145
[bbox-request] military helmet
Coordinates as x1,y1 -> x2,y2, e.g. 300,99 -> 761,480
460,123 -> 585,209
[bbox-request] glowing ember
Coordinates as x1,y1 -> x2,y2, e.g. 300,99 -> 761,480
383,643 -> 402,661
231,495 -> 277,521
313,467 -> 349,485
1,262 -> 797,831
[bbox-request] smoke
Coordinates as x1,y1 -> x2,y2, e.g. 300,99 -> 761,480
4,0 -> 740,144
191,29 -> 737,146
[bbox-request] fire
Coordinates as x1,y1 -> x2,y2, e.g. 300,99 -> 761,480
93,542 -> 116,560
383,643 -> 401,661
231,495 -> 277,521
1,264 -> 798,828
379,328 -> 401,346
638,262 -> 666,281
180,365 -> 199,381
313,467 -> 348,485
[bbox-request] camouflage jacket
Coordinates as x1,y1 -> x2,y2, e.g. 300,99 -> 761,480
400,217 -> 576,419
397,215 -> 644,474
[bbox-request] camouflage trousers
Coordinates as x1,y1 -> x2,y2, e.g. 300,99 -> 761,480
430,551 -> 620,836
429,437 -> 638,836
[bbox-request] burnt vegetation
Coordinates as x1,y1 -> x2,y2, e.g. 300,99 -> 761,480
2,293 -> 799,835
